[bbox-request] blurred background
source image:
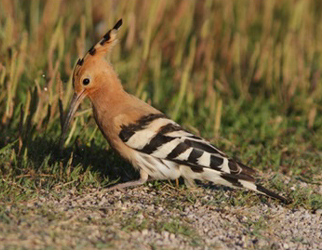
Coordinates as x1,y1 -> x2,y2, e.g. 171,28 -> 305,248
0,0 -> 321,196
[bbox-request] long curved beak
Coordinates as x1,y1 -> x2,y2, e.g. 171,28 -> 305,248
59,91 -> 86,149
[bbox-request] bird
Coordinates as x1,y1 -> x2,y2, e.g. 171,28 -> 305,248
60,19 -> 289,203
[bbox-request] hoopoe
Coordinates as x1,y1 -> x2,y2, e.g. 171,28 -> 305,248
61,19 -> 289,203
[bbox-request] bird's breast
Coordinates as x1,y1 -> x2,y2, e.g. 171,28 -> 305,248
92,105 -> 139,165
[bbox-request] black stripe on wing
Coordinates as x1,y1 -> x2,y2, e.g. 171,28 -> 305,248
211,155 -> 224,169
140,134 -> 176,154
168,152 -> 225,173
119,113 -> 167,142
158,123 -> 183,134
186,139 -> 226,157
235,161 -> 257,175
171,158 -> 204,173
187,149 -> 203,164
167,142 -> 190,159
221,172 -> 255,184
138,122 -> 184,154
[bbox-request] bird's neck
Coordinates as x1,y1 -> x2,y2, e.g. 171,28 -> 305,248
88,74 -> 130,117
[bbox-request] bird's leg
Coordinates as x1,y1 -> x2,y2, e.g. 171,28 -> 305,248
107,169 -> 149,191
184,177 -> 196,188
184,177 -> 203,194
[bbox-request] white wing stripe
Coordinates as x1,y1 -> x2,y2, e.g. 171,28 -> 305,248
221,158 -> 230,173
126,118 -> 174,149
152,138 -> 184,158
174,147 -> 193,161
166,130 -> 193,137
197,152 -> 211,167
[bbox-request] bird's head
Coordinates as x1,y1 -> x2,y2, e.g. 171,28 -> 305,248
60,19 -> 123,148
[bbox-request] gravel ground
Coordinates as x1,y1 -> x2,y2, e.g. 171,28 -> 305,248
1,185 -> 321,249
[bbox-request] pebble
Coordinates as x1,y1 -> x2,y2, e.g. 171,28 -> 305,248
169,233 -> 176,240
141,229 -> 148,236
4,186 -> 322,249
257,239 -> 267,247
315,209 -> 322,216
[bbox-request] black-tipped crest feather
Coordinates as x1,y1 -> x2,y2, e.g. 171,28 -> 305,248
100,19 -> 123,45
113,19 -> 123,30
77,58 -> 84,66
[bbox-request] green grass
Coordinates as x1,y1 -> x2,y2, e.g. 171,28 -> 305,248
0,1 -> 322,245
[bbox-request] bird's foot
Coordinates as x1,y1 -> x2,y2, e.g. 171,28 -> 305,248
107,169 -> 149,191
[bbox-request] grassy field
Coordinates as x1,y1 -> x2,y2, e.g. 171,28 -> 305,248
0,0 -> 322,248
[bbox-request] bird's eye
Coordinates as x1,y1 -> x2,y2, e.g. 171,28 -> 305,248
83,78 -> 90,85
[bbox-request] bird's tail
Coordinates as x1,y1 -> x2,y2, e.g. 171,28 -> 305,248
222,160 -> 291,204
255,183 -> 291,204
218,172 -> 291,204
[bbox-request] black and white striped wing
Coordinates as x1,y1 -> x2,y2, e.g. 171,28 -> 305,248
119,114 -> 256,179
118,113 -> 290,203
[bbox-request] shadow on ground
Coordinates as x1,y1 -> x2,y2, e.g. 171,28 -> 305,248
3,133 -> 139,188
